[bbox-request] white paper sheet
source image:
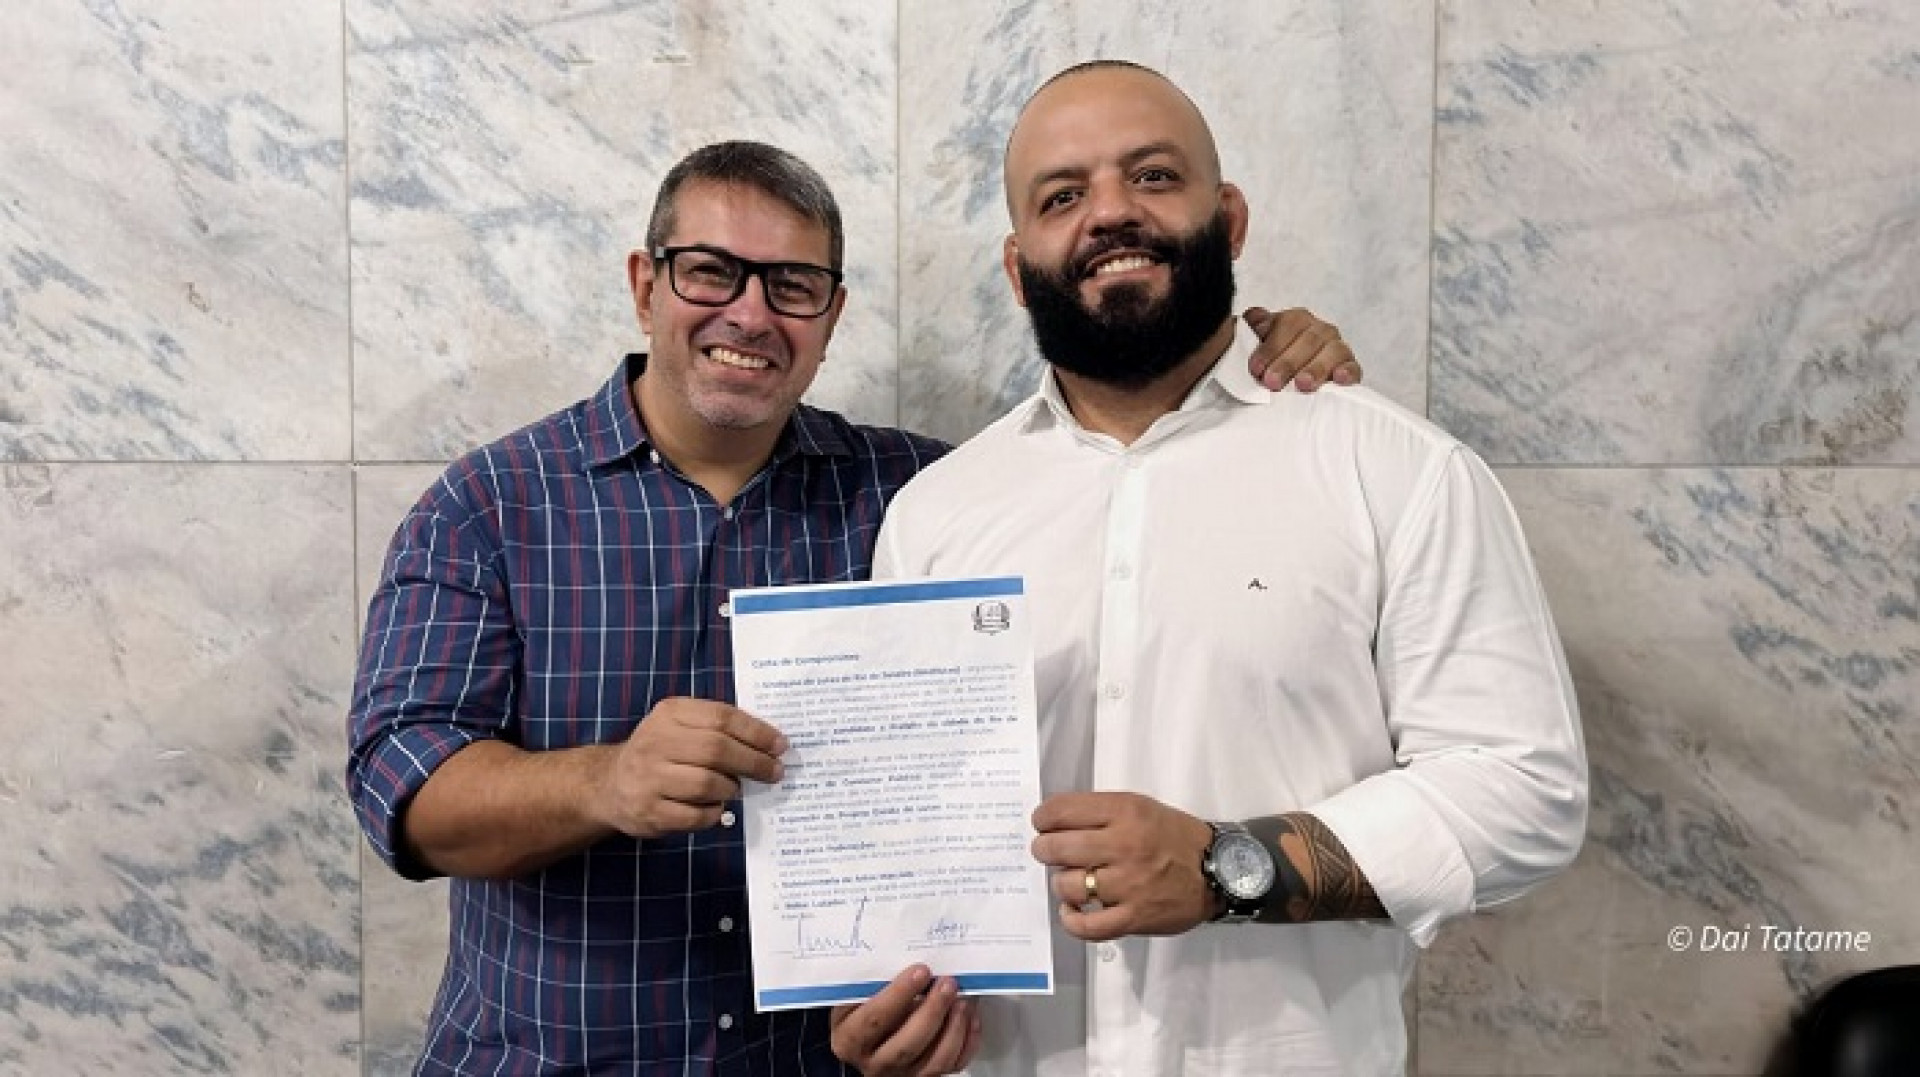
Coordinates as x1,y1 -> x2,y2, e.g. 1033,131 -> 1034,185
730,576 -> 1054,1012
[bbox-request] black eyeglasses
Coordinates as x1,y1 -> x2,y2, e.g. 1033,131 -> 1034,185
652,245 -> 843,319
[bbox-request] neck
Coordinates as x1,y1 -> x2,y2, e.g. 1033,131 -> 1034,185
1051,318 -> 1236,445
631,374 -> 782,506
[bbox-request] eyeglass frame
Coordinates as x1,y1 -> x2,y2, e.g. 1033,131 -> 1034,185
650,244 -> 844,319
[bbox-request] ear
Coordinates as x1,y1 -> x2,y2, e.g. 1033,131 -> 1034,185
627,250 -> 657,335
1002,234 -> 1028,308
1220,183 -> 1250,259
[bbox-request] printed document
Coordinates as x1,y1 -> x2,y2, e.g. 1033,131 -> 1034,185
730,576 -> 1053,1012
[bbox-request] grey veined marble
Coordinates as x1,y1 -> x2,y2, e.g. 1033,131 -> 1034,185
0,1 -> 349,462
0,464 -> 360,1074
351,464 -> 451,1076
1419,467 -> 1920,1075
1431,1 -> 1920,466
347,0 -> 901,462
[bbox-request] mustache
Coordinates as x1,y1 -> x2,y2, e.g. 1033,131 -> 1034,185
1066,228 -> 1181,279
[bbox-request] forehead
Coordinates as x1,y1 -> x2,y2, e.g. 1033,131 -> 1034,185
664,181 -> 833,264
1006,69 -> 1210,183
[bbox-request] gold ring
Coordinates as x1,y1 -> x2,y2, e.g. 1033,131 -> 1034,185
1083,868 -> 1100,903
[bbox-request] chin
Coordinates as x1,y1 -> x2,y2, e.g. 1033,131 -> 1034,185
693,397 -> 782,432
1085,282 -> 1160,320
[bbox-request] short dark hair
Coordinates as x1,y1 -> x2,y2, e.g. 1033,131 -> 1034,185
644,141 -> 845,269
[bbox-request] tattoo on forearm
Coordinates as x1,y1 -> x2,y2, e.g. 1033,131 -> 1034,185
1252,813 -> 1387,923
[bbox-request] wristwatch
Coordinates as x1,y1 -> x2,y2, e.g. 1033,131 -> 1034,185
1202,820 -> 1277,923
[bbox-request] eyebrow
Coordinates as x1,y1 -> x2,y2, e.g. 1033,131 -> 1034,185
1025,140 -> 1190,203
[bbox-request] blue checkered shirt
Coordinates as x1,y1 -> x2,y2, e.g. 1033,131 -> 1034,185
348,354 -> 949,1075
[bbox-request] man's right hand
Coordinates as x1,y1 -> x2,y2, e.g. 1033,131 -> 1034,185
592,697 -> 788,839
830,965 -> 980,1076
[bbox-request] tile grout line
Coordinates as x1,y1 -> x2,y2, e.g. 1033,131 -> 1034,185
894,0 -> 904,431
1415,3 -> 1444,1068
336,0 -> 367,1071
14,458 -> 1918,471
1424,1 -> 1443,428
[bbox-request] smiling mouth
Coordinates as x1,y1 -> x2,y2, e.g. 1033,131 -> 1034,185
705,345 -> 772,371
1086,253 -> 1159,279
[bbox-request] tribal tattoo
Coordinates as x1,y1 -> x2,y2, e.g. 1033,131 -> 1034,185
1248,813 -> 1387,923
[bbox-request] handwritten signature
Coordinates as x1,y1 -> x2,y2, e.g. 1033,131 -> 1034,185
795,896 -> 873,957
922,916 -> 974,945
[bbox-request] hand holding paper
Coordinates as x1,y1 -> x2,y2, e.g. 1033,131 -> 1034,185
591,698 -> 788,839
828,965 -> 982,1076
1030,790 -> 1219,941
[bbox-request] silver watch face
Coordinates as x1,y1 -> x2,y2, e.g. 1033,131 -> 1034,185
1215,832 -> 1276,901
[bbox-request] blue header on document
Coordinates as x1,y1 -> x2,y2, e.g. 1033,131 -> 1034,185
732,576 -> 1024,616
758,971 -> 1052,1010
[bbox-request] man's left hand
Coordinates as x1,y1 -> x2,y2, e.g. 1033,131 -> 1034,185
1030,792 -> 1217,942
829,965 -> 979,1076
1244,307 -> 1360,392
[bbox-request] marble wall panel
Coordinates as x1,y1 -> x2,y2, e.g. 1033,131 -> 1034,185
348,0 -> 900,462
350,463 -> 454,1075
0,464 -> 360,1075
0,0 -> 349,462
1432,1 -> 1920,466
900,0 -> 1435,446
8,1 -> 1916,1073
1418,467 -> 1920,1075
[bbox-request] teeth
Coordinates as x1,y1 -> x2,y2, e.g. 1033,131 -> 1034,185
1094,255 -> 1154,276
708,346 -> 770,370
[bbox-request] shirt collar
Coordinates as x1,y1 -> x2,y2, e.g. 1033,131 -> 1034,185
581,353 -> 853,469
1021,321 -> 1272,435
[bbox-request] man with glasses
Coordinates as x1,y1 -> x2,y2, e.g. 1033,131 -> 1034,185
658,246 -> 842,320
347,139 -> 1362,1076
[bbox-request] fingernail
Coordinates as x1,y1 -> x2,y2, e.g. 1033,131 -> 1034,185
1295,373 -> 1316,391
773,733 -> 790,754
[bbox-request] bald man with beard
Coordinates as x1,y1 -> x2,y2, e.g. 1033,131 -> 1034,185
829,62 -> 1587,1077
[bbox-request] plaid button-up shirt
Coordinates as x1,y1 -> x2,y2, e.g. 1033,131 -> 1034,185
348,354 -> 948,1075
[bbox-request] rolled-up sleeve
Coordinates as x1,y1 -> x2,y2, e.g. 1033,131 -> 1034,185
346,475 -> 518,880
1311,445 -> 1588,946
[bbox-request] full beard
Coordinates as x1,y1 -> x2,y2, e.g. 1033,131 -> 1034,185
1016,211 -> 1237,391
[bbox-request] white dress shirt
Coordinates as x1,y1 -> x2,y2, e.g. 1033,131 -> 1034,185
871,325 -> 1588,1077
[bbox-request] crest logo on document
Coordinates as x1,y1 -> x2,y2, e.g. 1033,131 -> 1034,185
972,601 -> 1012,635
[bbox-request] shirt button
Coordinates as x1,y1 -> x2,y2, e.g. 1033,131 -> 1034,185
718,601 -> 731,618
720,809 -> 737,828
648,450 -> 661,464
1099,943 -> 1119,963
722,506 -> 736,521
1102,682 -> 1125,701
718,1014 -> 734,1031
719,916 -> 735,933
